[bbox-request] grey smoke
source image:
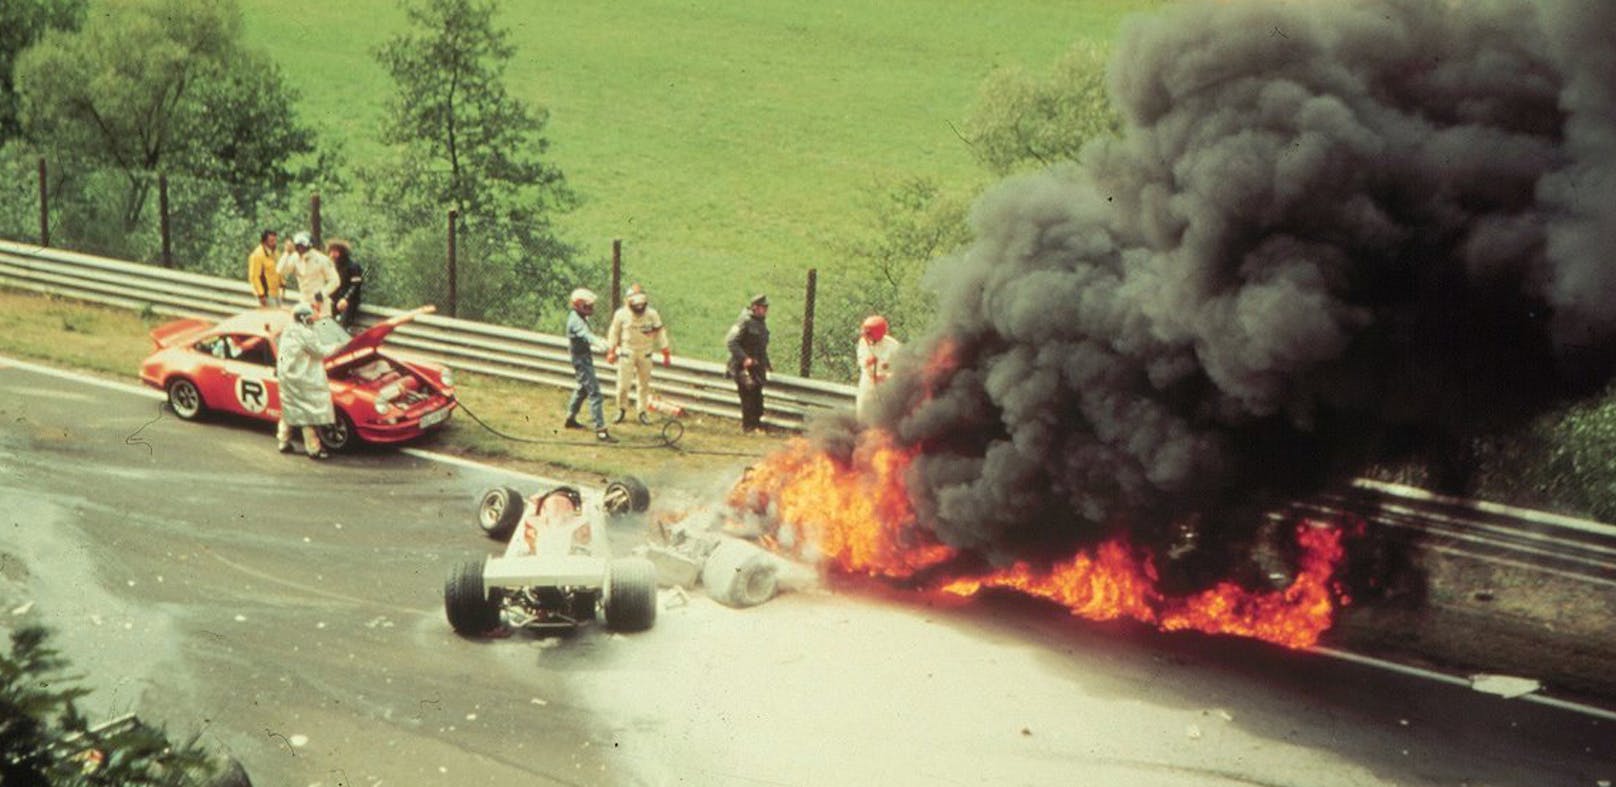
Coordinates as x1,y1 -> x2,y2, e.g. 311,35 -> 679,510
854,0 -> 1616,569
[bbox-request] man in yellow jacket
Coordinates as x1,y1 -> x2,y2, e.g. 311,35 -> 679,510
605,284 -> 672,424
247,229 -> 283,306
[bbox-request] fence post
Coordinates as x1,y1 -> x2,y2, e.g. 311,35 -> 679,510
158,175 -> 173,268
309,193 -> 323,247
610,239 -> 622,311
447,209 -> 459,318
36,158 -> 49,247
800,267 -> 817,378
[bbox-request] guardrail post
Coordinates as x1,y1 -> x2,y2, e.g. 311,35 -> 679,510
447,209 -> 459,318
310,193 -> 323,247
36,157 -> 49,247
611,239 -> 622,311
800,267 -> 817,378
158,175 -> 172,268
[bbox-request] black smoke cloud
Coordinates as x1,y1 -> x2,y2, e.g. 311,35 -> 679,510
855,0 -> 1616,566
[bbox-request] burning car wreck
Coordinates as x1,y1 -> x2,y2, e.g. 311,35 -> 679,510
680,0 -> 1616,654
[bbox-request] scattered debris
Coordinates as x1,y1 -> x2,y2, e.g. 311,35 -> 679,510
1186,724 -> 1202,740
9,600 -> 34,616
287,734 -> 309,748
663,586 -> 691,609
530,698 -> 548,706
233,614 -> 247,623
1020,727 -> 1032,736
1469,674 -> 1541,698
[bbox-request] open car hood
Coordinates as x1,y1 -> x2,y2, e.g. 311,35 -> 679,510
324,305 -> 436,371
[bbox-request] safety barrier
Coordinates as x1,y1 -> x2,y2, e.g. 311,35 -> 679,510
5,238 -> 1616,569
0,239 -> 855,430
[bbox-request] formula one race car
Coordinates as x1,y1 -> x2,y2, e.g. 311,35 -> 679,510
444,477 -> 659,635
139,306 -> 455,451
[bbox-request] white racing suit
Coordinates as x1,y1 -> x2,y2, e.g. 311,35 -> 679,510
605,305 -> 671,419
856,334 -> 901,422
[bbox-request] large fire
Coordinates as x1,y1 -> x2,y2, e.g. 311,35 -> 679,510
728,430 -> 1352,650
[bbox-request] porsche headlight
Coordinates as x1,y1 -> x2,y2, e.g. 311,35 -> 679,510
374,399 -> 394,416
440,368 -> 455,388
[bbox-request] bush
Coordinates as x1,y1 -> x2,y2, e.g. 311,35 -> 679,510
0,624 -> 227,786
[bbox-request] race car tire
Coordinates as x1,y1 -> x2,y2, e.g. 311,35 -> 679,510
477,487 -> 525,541
701,538 -> 780,608
603,557 -> 658,631
316,411 -> 358,453
602,476 -> 651,517
167,378 -> 206,421
444,559 -> 502,635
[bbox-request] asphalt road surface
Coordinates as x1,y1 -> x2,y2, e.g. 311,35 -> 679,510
1,356 -> 1611,787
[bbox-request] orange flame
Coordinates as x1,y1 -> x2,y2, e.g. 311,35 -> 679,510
727,430 -> 954,577
941,524 -> 1348,649
728,433 -> 1351,649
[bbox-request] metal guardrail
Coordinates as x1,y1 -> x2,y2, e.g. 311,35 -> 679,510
6,238 -> 1616,571
0,239 -> 855,430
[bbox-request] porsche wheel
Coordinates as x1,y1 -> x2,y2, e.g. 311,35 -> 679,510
603,557 -> 658,632
444,559 -> 502,636
167,378 -> 205,421
477,487 -> 525,541
317,411 -> 357,452
602,476 -> 651,517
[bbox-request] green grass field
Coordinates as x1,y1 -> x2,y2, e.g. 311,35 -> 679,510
240,0 -> 1162,361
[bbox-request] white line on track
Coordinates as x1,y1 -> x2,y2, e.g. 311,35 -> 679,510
6,352 -> 1616,722
1312,647 -> 1616,721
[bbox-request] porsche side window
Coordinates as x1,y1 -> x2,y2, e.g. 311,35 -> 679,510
232,336 -> 274,366
195,336 -> 227,358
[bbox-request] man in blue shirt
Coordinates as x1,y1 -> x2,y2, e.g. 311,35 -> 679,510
563,288 -> 618,443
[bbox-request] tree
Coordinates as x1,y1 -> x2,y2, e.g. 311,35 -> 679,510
14,0 -> 316,230
814,177 -> 971,380
1,625 -> 228,785
371,0 -> 579,324
0,0 -> 85,143
962,41 -> 1122,175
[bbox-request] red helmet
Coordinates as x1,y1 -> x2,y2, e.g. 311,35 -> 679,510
860,315 -> 888,342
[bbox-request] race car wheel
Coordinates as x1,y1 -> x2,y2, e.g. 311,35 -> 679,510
444,559 -> 502,636
317,411 -> 357,452
603,557 -> 658,632
477,487 -> 526,541
701,539 -> 780,609
602,476 -> 651,517
167,378 -> 205,421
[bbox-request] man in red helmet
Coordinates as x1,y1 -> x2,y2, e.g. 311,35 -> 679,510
856,314 -> 901,422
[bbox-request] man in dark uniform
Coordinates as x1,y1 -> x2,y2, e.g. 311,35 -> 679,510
327,240 -> 364,331
725,294 -> 772,434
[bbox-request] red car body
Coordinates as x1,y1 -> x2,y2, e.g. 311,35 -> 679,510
139,306 -> 456,449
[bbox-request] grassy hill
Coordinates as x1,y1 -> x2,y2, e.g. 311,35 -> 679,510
239,0 -> 1162,363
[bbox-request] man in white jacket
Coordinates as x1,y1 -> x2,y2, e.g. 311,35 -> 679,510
276,231 -> 338,313
856,315 -> 901,422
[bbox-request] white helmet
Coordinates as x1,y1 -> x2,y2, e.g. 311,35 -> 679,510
569,288 -> 598,307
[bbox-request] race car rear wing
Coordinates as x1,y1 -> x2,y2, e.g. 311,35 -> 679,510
147,317 -> 214,350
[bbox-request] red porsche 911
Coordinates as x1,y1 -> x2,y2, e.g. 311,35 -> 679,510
139,305 -> 456,451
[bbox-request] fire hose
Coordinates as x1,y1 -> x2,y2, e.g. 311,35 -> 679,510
449,395 -> 686,449
449,396 -> 770,459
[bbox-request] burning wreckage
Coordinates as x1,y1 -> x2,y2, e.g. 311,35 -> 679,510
461,0 -> 1616,656
666,0 -> 1616,652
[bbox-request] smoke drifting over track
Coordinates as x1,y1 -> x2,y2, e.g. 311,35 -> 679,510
855,0 -> 1616,565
